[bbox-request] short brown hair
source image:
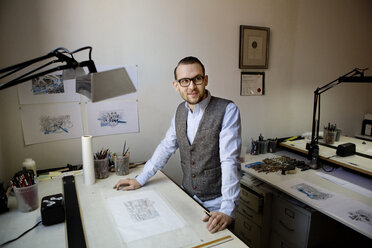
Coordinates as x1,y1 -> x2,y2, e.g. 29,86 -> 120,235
174,56 -> 205,80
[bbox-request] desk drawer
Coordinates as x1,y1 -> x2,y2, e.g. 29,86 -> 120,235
238,199 -> 263,226
271,196 -> 310,247
235,211 -> 262,248
240,185 -> 263,212
269,231 -> 300,248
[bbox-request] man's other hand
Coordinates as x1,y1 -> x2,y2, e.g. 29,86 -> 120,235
113,178 -> 141,191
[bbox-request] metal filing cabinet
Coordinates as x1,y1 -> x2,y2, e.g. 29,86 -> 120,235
269,195 -> 313,248
235,175 -> 272,248
268,194 -> 342,248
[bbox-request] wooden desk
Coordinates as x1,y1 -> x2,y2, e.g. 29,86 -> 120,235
241,151 -> 372,240
0,166 -> 247,248
280,136 -> 372,176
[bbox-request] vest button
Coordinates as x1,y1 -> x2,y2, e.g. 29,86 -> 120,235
192,174 -> 196,178
191,161 -> 195,165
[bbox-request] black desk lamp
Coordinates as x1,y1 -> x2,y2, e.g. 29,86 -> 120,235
306,68 -> 372,165
0,46 -> 136,102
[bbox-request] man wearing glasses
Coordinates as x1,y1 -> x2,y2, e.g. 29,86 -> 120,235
114,56 -> 241,233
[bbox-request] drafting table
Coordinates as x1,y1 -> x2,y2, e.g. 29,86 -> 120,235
280,136 -> 372,176
0,165 -> 248,248
241,150 -> 372,240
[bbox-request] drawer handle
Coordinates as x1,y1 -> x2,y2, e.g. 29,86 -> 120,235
242,209 -> 253,218
279,220 -> 294,232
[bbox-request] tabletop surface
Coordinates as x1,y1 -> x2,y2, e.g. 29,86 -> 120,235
0,166 -> 248,248
241,151 -> 372,239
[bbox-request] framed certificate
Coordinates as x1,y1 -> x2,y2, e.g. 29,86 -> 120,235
239,25 -> 270,69
240,72 -> 265,96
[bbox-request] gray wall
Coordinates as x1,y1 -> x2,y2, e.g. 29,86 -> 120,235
0,0 -> 371,185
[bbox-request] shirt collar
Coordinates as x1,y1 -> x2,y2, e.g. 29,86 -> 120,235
184,90 -> 211,113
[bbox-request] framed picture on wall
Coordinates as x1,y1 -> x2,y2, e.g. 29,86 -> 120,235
239,25 -> 270,69
240,72 -> 265,96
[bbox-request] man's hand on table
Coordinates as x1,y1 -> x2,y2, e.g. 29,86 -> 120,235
113,178 -> 141,191
202,211 -> 232,233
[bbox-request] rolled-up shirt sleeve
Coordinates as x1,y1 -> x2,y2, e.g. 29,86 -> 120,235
136,116 -> 179,186
219,102 -> 241,217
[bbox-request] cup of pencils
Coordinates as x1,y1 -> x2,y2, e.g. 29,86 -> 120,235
11,170 -> 39,212
115,153 -> 130,176
94,149 -> 110,179
324,123 -> 337,145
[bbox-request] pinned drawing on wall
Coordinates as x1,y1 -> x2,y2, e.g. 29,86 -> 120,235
20,103 -> 83,145
240,72 -> 265,96
17,72 -> 81,104
239,25 -> 270,69
86,100 -> 139,136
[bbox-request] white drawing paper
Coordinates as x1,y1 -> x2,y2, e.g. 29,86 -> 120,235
20,103 -> 83,145
86,100 -> 139,136
106,190 -> 184,243
18,72 -> 81,104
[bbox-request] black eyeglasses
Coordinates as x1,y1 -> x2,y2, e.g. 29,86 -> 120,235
176,75 -> 205,87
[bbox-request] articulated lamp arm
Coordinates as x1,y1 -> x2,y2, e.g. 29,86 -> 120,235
0,47 -> 97,91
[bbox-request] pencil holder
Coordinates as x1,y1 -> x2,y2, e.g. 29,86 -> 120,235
324,128 -> 336,145
13,181 -> 39,212
94,158 -> 109,179
115,153 -> 130,176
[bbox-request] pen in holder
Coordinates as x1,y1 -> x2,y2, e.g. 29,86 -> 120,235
94,148 -> 110,179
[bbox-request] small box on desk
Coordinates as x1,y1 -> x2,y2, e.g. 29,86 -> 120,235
41,193 -> 65,226
336,143 -> 356,157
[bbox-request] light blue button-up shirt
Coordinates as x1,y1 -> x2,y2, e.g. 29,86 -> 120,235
136,92 -> 241,217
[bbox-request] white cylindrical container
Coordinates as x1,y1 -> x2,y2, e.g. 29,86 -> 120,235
82,135 -> 95,185
22,158 -> 37,176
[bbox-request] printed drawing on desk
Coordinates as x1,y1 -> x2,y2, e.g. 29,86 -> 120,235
282,178 -> 342,209
106,190 -> 184,243
86,100 -> 138,137
124,198 -> 159,222
291,183 -> 333,200
348,209 -> 372,226
329,199 -> 372,237
20,103 -> 83,145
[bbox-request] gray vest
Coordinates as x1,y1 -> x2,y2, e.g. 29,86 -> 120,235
175,96 -> 231,201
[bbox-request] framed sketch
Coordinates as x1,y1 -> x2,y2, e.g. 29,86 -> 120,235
240,72 -> 265,96
239,25 -> 270,69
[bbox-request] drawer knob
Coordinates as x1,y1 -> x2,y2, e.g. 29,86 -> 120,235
279,220 -> 294,232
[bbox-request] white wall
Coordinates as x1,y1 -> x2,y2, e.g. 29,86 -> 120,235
0,0 -> 371,185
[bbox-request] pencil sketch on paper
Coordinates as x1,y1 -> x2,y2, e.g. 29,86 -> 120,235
32,75 -> 64,95
291,183 -> 333,200
40,115 -> 73,134
348,209 -> 372,226
98,111 -> 127,127
123,198 -> 159,222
